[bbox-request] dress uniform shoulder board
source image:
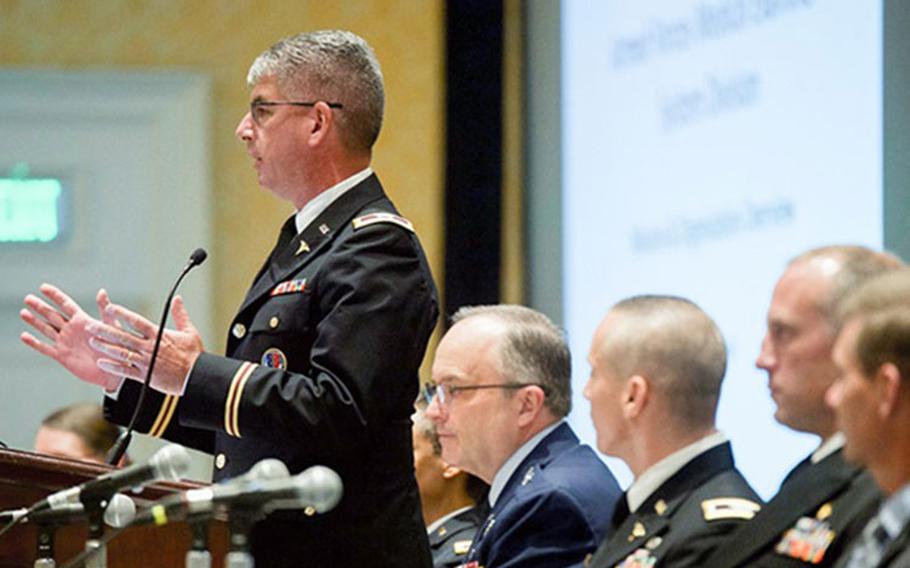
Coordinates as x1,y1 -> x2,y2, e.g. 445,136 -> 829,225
701,497 -> 761,521
351,212 -> 414,233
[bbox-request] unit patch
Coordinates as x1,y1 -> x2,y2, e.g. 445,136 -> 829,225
351,212 -> 415,232
261,347 -> 288,370
271,278 -> 307,296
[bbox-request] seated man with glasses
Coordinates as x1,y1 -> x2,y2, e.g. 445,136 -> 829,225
424,305 -> 621,568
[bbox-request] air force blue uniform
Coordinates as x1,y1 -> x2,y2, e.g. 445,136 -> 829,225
464,422 -> 622,568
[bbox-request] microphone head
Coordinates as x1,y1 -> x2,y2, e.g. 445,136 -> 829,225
104,494 -> 136,528
151,444 -> 191,482
244,459 -> 290,482
189,248 -> 208,267
293,465 -> 343,514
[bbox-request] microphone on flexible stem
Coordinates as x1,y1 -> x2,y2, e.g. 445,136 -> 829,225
106,248 -> 208,466
0,494 -> 136,527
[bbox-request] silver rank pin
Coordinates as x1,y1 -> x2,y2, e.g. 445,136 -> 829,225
521,466 -> 535,486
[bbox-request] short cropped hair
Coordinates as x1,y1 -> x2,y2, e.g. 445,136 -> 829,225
248,30 -> 385,152
451,305 -> 572,417
838,269 -> 910,380
789,245 -> 902,328
41,402 -> 121,459
599,295 -> 727,428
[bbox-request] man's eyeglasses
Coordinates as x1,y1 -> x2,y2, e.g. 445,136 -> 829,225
250,100 -> 344,126
421,381 -> 547,407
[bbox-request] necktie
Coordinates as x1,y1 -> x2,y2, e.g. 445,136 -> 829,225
251,215 -> 298,286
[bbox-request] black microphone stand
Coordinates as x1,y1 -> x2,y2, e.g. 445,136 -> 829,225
106,248 -> 207,466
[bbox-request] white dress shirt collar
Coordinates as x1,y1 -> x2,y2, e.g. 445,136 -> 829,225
627,431 -> 728,513
294,167 -> 373,234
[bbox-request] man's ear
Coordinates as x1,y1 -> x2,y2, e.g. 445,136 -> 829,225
877,362 -> 903,418
305,101 -> 336,146
515,385 -> 547,428
441,463 -> 463,480
622,375 -> 649,419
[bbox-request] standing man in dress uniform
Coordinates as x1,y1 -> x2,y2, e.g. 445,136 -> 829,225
20,30 -> 438,567
703,246 -> 901,568
412,402 -> 488,568
584,295 -> 762,568
424,305 -> 622,568
827,269 -> 910,568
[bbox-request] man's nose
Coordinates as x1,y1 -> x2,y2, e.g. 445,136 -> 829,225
236,112 -> 254,141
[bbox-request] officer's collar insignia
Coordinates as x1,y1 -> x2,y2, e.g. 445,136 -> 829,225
437,526 -> 447,537
271,278 -> 307,296
261,347 -> 288,370
521,466 -> 535,486
816,502 -> 833,520
629,521 -> 647,541
654,499 -> 667,516
296,239 -> 311,255
318,223 -> 330,235
774,516 -> 835,563
701,497 -> 761,521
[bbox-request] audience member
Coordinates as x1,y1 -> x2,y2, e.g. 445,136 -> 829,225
828,269 -> 910,567
585,295 -> 761,567
412,401 -> 488,568
34,402 -> 121,464
424,305 -> 621,567
704,245 -> 901,567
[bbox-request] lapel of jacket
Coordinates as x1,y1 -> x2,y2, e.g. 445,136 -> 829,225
469,423 -> 578,562
716,449 -> 860,567
237,175 -> 386,316
599,443 -> 738,565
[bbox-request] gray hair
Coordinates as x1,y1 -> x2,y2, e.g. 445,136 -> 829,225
599,295 -> 727,429
451,305 -> 572,417
247,30 -> 385,151
789,245 -> 903,329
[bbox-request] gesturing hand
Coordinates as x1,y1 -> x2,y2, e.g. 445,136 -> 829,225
87,296 -> 205,396
20,285 -> 126,390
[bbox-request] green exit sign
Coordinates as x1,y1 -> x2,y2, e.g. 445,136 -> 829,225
0,178 -> 64,243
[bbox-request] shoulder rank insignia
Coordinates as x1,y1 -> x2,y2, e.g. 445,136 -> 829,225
352,212 -> 415,232
453,540 -> 472,555
775,516 -> 835,563
271,278 -> 307,296
702,497 -> 761,521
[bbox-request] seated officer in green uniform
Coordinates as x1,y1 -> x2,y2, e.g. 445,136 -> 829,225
704,246 -> 901,568
584,295 -> 761,568
828,269 -> 910,568
412,402 -> 488,568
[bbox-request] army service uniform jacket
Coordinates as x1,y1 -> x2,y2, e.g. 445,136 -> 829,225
105,175 -> 439,567
463,422 -> 622,568
703,449 -> 881,568
429,505 -> 485,568
587,441 -> 761,568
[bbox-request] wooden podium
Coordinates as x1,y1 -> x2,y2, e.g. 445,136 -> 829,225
0,448 -> 227,568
